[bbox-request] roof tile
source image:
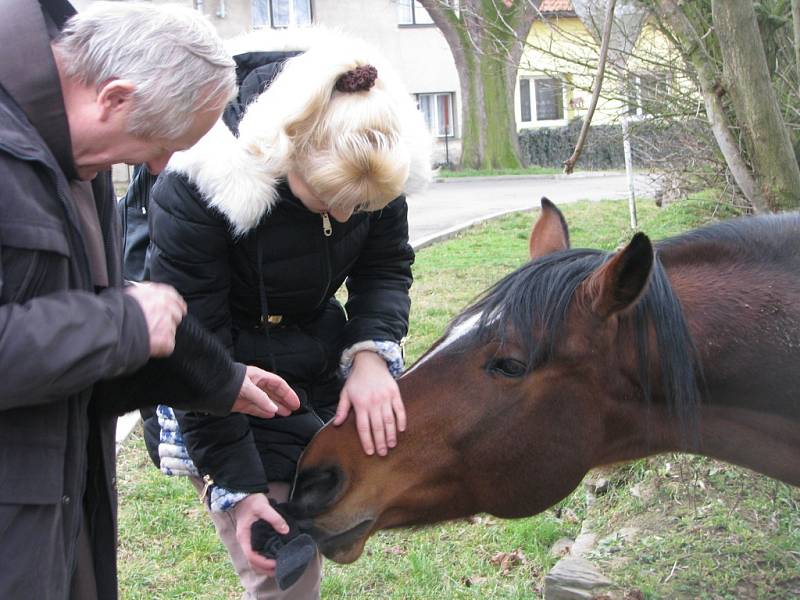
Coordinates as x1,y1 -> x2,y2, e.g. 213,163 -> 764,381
539,0 -> 574,12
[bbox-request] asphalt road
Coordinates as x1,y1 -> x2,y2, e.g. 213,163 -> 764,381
407,171 -> 652,248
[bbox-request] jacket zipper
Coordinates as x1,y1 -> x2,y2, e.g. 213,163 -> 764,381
316,213 -> 333,309
303,213 -> 333,427
200,474 -> 214,503
321,212 -> 333,237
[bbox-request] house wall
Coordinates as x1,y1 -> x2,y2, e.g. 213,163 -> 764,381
517,15 -> 622,129
516,15 -> 687,130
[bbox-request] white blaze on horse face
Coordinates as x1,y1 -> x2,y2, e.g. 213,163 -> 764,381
404,312 -> 483,376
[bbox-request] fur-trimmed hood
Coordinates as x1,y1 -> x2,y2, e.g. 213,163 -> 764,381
166,28 -> 433,237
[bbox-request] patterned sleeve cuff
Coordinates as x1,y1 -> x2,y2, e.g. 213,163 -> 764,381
157,404 -> 199,477
339,340 -> 405,379
158,405 -> 252,512
208,486 -> 250,513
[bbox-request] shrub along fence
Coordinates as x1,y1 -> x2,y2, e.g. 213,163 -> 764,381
518,117 -> 692,171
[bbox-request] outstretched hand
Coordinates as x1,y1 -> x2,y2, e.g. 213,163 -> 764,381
232,366 -> 301,418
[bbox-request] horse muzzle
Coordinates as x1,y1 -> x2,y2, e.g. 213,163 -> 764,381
310,518 -> 376,563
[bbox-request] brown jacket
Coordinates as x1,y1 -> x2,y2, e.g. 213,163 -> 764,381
0,0 -> 240,597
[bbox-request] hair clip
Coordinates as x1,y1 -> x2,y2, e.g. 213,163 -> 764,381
335,65 -> 378,93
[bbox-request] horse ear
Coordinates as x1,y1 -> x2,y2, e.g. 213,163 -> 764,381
530,197 -> 570,259
586,232 -> 654,318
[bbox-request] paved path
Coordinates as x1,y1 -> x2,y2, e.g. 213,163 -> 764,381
118,171 -> 650,447
408,171 -> 651,248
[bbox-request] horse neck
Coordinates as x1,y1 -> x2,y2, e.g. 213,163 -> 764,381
656,240 -> 800,485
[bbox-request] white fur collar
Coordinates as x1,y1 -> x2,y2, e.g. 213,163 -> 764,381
167,119 -> 279,237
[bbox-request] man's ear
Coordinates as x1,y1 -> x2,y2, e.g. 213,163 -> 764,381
96,79 -> 136,122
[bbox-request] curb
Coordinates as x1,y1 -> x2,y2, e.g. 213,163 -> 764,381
410,205 -> 536,250
433,170 -> 628,184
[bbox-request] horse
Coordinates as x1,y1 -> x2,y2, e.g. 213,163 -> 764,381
289,198 -> 800,564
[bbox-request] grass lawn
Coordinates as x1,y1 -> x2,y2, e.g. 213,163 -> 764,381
117,194 -> 799,599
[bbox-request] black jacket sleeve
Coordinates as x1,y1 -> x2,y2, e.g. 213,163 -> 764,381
95,314 -> 244,417
341,195 -> 414,349
148,171 -> 268,493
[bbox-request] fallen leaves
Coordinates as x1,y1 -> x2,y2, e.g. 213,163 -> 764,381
490,549 -> 527,575
461,575 -> 488,587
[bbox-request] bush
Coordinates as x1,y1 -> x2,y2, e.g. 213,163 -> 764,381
519,118 -> 626,170
518,117 -> 704,172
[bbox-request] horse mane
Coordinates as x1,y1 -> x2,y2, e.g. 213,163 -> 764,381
657,211 -> 800,267
456,247 -> 702,443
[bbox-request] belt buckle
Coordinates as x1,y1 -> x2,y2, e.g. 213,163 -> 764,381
261,314 -> 283,327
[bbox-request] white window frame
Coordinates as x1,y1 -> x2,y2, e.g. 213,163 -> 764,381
519,76 -> 566,125
415,92 -> 456,138
627,72 -> 671,118
397,0 -> 434,26
252,0 -> 312,29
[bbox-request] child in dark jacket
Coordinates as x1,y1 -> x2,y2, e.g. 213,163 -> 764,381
135,29 -> 432,598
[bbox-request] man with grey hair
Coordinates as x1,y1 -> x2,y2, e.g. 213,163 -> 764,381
0,0 -> 297,598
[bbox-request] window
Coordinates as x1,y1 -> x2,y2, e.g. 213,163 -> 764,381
519,77 -> 564,123
627,72 -> 670,116
416,92 -> 455,137
520,79 -> 531,122
252,0 -> 311,29
397,0 -> 434,25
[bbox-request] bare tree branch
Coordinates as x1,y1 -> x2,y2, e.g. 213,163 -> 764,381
563,0 -> 617,174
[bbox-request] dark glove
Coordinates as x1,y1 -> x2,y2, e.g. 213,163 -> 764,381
251,499 -> 317,590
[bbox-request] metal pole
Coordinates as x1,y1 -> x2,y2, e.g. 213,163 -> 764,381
444,97 -> 451,168
622,115 -> 638,230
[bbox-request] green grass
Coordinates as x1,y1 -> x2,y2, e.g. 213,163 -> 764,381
117,193 -> 798,599
583,457 -> 800,599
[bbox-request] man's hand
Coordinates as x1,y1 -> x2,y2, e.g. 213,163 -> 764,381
234,493 -> 290,576
125,282 -> 187,357
231,366 -> 301,419
333,351 -> 406,457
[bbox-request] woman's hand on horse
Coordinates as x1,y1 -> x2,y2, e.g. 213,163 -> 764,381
232,366 -> 301,418
233,493 -> 288,576
334,351 -> 406,457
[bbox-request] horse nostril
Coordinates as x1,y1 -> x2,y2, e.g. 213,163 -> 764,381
291,465 -> 344,517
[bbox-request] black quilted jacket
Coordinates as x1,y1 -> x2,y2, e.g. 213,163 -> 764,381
142,51 -> 415,489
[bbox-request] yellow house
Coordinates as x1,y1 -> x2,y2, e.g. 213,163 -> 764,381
516,0 -> 685,129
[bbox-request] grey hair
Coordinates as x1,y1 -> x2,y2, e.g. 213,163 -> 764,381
53,2 -> 236,140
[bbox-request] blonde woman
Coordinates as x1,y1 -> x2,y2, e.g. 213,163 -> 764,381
137,30 -> 431,598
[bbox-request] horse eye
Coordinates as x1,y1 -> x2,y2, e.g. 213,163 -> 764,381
486,357 -> 527,378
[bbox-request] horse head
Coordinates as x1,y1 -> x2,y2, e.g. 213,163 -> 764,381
289,198 -> 678,563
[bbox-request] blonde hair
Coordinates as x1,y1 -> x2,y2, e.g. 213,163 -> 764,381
238,29 -> 431,212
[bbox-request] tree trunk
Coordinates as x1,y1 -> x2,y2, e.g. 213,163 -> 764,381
420,1 -> 538,169
793,0 -> 800,95
651,0 -> 769,213
712,0 -> 800,211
